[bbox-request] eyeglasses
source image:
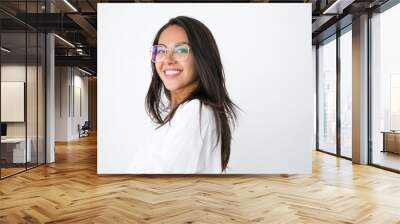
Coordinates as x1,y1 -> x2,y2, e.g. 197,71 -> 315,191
150,43 -> 191,63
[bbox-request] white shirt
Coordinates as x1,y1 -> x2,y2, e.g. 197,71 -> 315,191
130,99 -> 222,174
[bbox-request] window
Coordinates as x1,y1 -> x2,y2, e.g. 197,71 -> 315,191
318,36 -> 337,155
370,3 -> 400,171
0,1 -> 46,179
339,28 -> 352,158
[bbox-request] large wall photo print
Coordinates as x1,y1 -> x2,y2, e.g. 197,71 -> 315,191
98,3 -> 313,174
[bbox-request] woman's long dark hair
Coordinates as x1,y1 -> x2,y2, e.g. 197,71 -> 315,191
145,16 -> 239,172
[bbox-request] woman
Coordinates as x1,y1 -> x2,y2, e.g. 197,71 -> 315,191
132,16 -> 238,174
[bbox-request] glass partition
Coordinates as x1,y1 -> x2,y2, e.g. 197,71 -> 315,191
0,1 -> 46,179
339,28 -> 352,158
371,3 -> 400,171
27,31 -> 38,169
38,32 -> 45,165
0,31 -> 28,177
317,36 -> 337,155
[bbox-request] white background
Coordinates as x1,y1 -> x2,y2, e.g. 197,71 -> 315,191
98,3 -> 313,174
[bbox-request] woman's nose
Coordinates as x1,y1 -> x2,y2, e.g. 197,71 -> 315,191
164,50 -> 176,64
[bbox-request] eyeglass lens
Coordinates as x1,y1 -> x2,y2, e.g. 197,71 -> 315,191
151,44 -> 190,62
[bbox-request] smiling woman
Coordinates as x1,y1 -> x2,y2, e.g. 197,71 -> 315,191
130,16 -> 239,174
152,25 -> 197,110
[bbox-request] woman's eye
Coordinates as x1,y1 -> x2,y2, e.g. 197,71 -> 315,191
176,47 -> 188,54
157,48 -> 166,55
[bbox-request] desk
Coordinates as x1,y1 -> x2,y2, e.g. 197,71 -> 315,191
1,138 -> 31,163
381,131 -> 400,154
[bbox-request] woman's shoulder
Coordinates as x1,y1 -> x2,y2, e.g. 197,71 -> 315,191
173,100 -> 216,140
179,99 -> 213,116
180,99 -> 201,110
174,99 -> 214,124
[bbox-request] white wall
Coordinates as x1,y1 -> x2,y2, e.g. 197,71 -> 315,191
1,65 -> 39,138
72,72 -> 89,138
55,67 -> 89,141
55,66 -> 69,141
1,82 -> 24,122
1,63 -> 46,163
98,3 -> 313,174
1,65 -> 26,125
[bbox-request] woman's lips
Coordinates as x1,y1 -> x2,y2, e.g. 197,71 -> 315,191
164,69 -> 182,78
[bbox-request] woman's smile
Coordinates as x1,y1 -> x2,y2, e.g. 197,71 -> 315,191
163,68 -> 183,78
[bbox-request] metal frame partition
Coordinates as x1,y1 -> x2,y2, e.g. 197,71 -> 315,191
315,23 -> 353,161
316,0 -> 400,174
367,0 -> 400,173
0,0 -> 47,180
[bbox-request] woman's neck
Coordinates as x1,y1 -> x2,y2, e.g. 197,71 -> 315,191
170,81 -> 198,110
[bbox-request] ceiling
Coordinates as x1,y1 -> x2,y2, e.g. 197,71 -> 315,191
0,0 -> 393,75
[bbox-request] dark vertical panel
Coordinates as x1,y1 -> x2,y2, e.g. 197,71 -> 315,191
59,68 -> 61,117
367,12 -> 373,165
316,45 -> 319,150
69,85 -> 71,117
88,77 -> 97,132
37,0 -> 39,167
336,30 -> 341,157
72,68 -> 75,118
0,23 -> 2,179
25,0 -> 28,171
44,0 -> 47,164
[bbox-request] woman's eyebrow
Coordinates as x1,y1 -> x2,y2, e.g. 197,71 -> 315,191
176,41 -> 190,45
157,42 -> 190,46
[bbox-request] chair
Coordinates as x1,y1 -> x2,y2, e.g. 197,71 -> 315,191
79,121 -> 90,138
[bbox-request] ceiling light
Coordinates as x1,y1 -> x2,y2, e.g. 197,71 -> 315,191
1,47 -> 11,53
54,34 -> 75,48
323,0 -> 354,15
63,0 -> 78,12
323,0 -> 341,14
78,67 -> 93,76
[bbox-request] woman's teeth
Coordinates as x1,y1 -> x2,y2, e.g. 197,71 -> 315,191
165,70 -> 181,76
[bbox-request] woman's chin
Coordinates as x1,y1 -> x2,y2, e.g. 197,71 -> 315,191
164,85 -> 179,92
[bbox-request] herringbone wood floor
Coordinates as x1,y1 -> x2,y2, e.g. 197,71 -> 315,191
1,134 -> 400,223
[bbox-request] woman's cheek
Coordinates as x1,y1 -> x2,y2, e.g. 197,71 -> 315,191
155,65 -> 163,79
